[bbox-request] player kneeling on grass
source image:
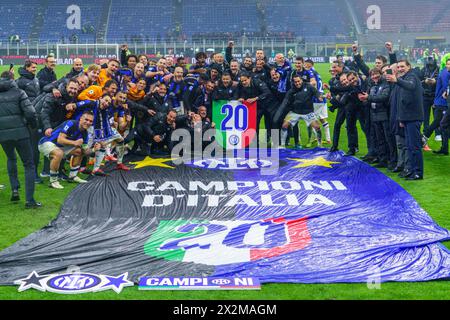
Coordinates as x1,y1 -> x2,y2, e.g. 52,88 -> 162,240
279,75 -> 324,148
75,94 -> 130,175
38,111 -> 100,189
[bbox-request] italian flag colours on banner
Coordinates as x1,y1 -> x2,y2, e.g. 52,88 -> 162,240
212,100 -> 257,149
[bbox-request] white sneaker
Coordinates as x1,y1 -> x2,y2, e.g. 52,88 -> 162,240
69,176 -> 88,184
49,181 -> 64,189
435,135 -> 442,142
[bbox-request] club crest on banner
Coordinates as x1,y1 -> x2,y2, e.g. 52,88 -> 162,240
14,271 -> 133,294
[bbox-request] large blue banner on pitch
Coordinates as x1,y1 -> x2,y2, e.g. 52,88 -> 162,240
0,149 -> 450,285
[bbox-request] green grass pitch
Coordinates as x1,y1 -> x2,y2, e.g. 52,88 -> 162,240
0,63 -> 449,300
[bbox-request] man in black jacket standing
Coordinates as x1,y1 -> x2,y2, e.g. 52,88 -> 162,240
37,55 -> 57,90
17,60 -> 40,102
17,60 -> 42,183
0,71 -> 41,208
386,60 -> 424,180
418,56 -> 439,135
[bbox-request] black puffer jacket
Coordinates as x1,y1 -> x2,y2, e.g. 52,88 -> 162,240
16,67 -> 40,102
39,85 -> 76,131
36,66 -> 57,90
0,78 -> 37,142
366,79 -> 391,122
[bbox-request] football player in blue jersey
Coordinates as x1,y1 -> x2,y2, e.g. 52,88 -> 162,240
304,59 -> 331,145
38,111 -> 101,189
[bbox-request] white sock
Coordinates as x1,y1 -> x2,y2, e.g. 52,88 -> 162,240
94,149 -> 106,171
69,166 -> 80,178
50,170 -> 58,183
323,122 -> 331,141
116,143 -> 125,164
281,128 -> 288,146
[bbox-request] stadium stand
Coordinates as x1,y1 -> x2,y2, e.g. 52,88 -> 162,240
182,0 -> 259,36
265,0 -> 351,41
353,0 -> 447,32
107,0 -> 174,41
0,0 -> 40,40
1,0 -> 449,43
39,0 -> 105,42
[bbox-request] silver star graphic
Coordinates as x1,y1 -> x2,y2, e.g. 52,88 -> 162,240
14,271 -> 49,292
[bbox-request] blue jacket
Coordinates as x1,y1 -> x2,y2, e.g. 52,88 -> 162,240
434,68 -> 450,108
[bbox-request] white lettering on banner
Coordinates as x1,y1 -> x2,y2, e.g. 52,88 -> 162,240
128,180 -> 347,192
128,181 -> 155,191
141,193 -> 336,208
189,181 -> 224,192
130,180 -> 345,208
142,195 -> 173,207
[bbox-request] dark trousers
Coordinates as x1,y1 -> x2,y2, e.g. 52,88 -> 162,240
422,95 -> 435,134
424,108 -> 444,138
332,107 -> 346,149
404,121 -> 424,177
345,104 -> 369,152
1,138 -> 36,202
440,111 -> 450,152
257,107 -> 276,142
373,120 -> 397,166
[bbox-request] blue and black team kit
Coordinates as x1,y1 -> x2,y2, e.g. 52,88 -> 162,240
38,120 -> 88,147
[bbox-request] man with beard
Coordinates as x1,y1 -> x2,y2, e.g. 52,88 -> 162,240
192,79 -> 216,117
124,109 -> 178,155
386,60 -> 424,180
279,75 -> 323,148
255,49 -> 268,63
189,52 -> 209,79
175,57 -> 189,76
65,58 -> 84,79
241,56 -> 254,73
38,111 -> 101,189
166,56 -> 176,74
252,59 -> 271,84
212,72 -> 238,101
237,72 -> 272,143
37,55 -> 57,90
209,53 -> 229,74
166,66 -> 189,114
146,58 -> 169,87
17,60 -> 40,103
207,66 -> 221,85
229,59 -> 242,87
142,83 -> 172,116
97,59 -> 120,87
38,79 -> 79,181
